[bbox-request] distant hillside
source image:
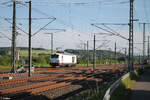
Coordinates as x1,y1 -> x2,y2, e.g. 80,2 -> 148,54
0,47 -> 48,56
0,47 -> 125,59
65,49 -> 125,59
0,47 -> 46,50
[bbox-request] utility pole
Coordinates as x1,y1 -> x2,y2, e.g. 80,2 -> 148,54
143,23 -> 146,60
93,35 -> 96,71
110,55 -> 112,65
87,41 -> 89,67
115,42 -> 117,66
139,23 -> 150,61
10,0 -> 16,73
128,0 -> 134,72
148,36 -> 150,61
84,43 -> 86,51
44,33 -> 53,54
28,1 -> 32,77
51,33 -> 53,54
84,43 -> 86,65
125,48 -> 127,64
139,55 -> 141,64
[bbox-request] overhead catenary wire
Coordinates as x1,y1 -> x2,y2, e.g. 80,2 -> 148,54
0,31 -> 11,41
4,18 -> 28,35
96,40 -> 111,50
17,2 -> 55,19
143,0 -> 150,34
1,0 -> 129,43
91,23 -> 128,40
143,0 -> 149,23
103,25 -> 128,40
16,0 -> 130,39
13,1 -> 57,37
32,18 -> 56,36
0,0 -> 149,52
16,1 -> 76,40
21,0 -> 129,6
4,17 -> 54,20
93,23 -> 128,25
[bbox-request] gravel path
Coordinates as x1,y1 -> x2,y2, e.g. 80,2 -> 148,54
130,69 -> 150,100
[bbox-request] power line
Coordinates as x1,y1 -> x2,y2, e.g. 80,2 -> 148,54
4,17 -> 53,20
0,31 -> 11,41
91,23 -> 128,40
24,0 -> 129,6
32,18 -> 56,36
139,23 -> 150,59
4,18 -> 28,35
18,2 -> 55,19
96,40 -> 111,50
10,0 -> 16,73
128,0 -> 134,72
28,0 -> 32,77
143,0 -> 150,23
93,23 -> 128,25
103,25 -> 128,40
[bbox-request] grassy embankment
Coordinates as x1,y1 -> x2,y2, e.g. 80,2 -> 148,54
70,66 -> 149,100
0,50 -> 51,69
111,66 -> 149,100
0,49 -> 127,69
8,49 -> 51,57
0,65 -> 10,69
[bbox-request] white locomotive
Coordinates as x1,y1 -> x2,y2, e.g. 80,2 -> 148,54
50,52 -> 77,67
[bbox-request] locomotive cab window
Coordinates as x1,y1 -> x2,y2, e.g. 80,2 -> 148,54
72,57 -> 75,63
51,54 -> 59,58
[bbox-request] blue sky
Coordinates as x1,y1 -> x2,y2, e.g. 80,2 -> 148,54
0,0 -> 150,55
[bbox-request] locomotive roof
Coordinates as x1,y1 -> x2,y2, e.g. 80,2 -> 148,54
53,52 -> 76,56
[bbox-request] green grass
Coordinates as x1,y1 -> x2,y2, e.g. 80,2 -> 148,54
19,50 -> 51,57
0,64 -> 51,70
111,68 -> 145,100
34,64 -> 51,68
87,82 -> 114,100
71,81 -> 114,100
0,65 -> 10,69
8,50 -> 52,57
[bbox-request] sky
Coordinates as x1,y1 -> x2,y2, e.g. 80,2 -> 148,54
0,0 -> 150,55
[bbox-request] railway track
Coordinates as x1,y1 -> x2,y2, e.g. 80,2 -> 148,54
0,74 -> 71,86
0,64 -> 145,100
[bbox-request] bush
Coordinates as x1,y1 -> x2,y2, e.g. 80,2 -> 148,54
17,56 -> 49,66
0,55 -> 50,68
32,56 -> 48,65
0,49 -> 9,56
45,56 -> 50,64
0,56 -> 11,66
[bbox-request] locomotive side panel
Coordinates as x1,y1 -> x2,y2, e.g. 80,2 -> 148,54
50,53 -> 77,67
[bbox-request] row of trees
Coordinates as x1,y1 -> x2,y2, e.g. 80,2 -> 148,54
0,48 -> 128,68
77,57 -> 127,65
0,56 -> 49,67
0,55 -> 126,67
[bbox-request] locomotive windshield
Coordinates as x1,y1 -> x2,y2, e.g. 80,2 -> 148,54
51,54 -> 59,58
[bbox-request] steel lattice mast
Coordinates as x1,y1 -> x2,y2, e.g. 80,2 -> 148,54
128,0 -> 134,72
